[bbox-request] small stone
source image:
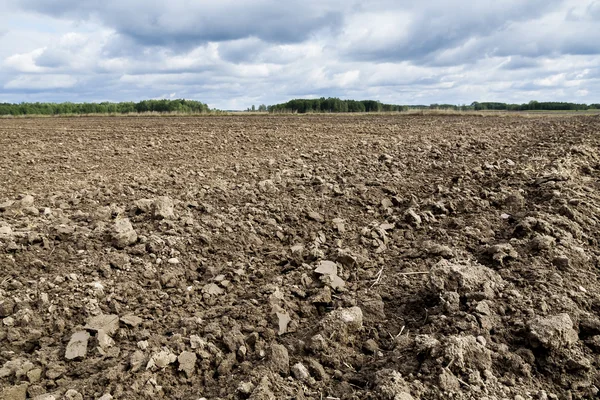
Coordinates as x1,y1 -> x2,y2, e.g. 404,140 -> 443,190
19,195 -> 35,207
425,242 -> 454,258
16,360 -> 33,378
291,362 -> 310,381
65,331 -> 89,360
177,351 -> 196,378
269,344 -> 289,375
120,314 -> 143,327
98,395 -> 113,400
364,339 -> 379,353
167,257 -> 180,264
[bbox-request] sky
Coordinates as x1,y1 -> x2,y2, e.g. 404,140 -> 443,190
1,0 -> 599,110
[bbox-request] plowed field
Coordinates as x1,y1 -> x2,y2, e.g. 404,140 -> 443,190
1,114 -> 600,400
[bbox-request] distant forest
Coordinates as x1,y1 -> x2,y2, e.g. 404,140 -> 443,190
1,98 -> 599,116
266,98 -> 404,113
0,99 -> 210,116
267,98 -> 600,113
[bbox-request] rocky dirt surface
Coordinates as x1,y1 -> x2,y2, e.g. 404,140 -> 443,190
1,114 -> 600,400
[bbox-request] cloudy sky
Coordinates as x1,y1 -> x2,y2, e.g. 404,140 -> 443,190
1,0 -> 599,109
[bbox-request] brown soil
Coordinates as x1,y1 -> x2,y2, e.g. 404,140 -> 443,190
1,114 -> 600,400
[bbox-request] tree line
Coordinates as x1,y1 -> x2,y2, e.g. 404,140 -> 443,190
266,98 -> 404,113
470,101 -> 600,111
0,99 -> 210,116
265,98 -> 600,113
1,98 -> 598,116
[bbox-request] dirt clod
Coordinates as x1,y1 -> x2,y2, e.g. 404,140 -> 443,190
374,369 -> 414,400
152,196 -> 175,220
120,314 -> 143,327
291,362 -> 310,381
528,313 -> 578,350
146,349 -> 177,370
1,384 -> 27,400
111,218 -> 137,248
177,351 -> 196,378
65,331 -> 90,360
85,314 -> 119,335
63,389 -> 83,400
269,344 -> 289,375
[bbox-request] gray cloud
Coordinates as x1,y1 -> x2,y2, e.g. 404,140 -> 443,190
17,0 -> 345,46
341,0 -> 565,63
35,48 -> 70,68
1,0 -> 599,108
500,56 -> 542,70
